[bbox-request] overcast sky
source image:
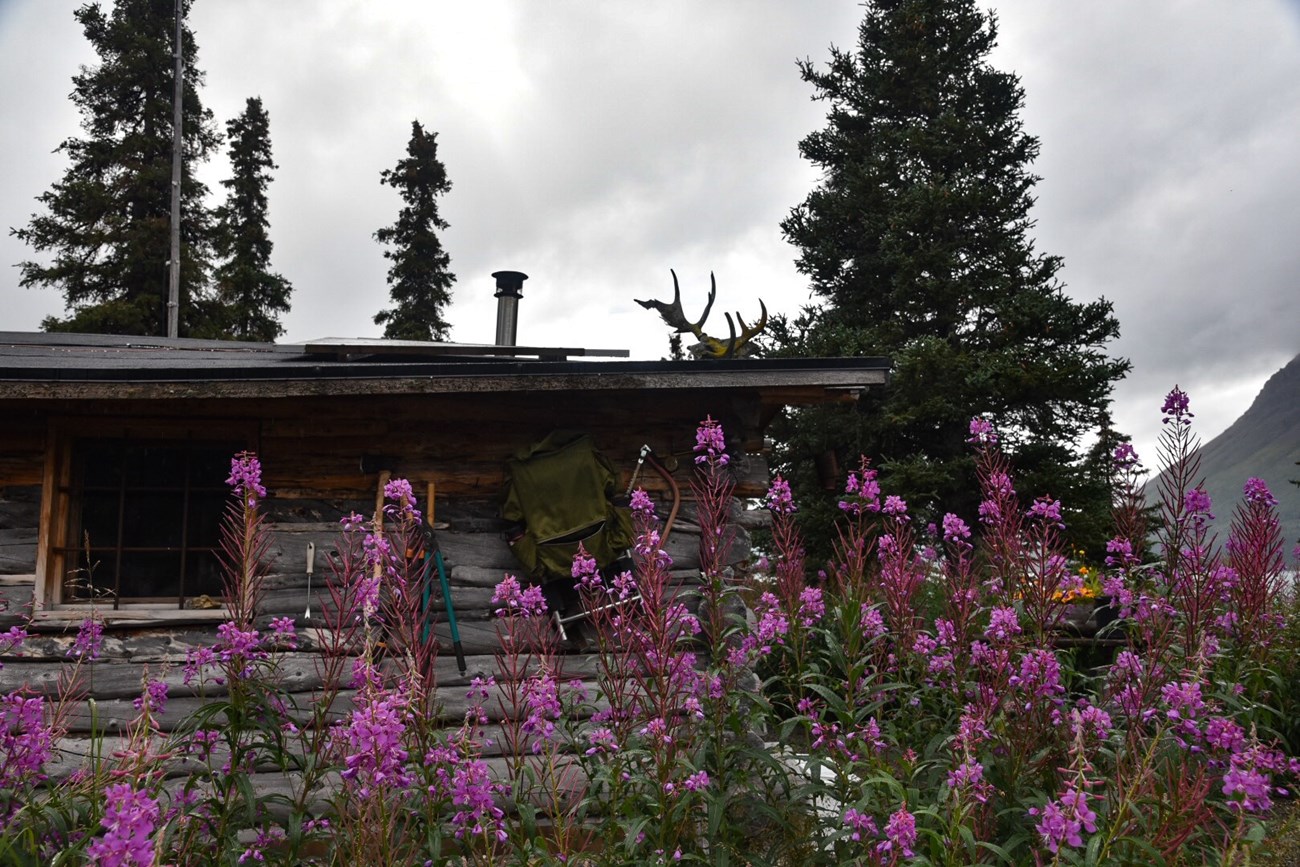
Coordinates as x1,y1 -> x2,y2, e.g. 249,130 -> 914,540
2,1 -> 1298,468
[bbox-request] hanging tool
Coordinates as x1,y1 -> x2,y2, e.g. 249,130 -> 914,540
624,444 -> 681,545
419,480 -> 466,676
552,593 -> 643,642
304,542 -> 315,620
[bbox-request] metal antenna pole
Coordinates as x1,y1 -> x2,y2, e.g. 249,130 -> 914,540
166,0 -> 183,338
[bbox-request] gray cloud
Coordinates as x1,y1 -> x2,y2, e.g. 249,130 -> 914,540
2,1 -> 1297,464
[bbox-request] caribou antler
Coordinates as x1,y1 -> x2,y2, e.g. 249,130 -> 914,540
636,269 -> 714,335
636,271 -> 766,359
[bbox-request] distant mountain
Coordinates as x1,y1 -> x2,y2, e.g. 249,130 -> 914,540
1151,354 -> 1300,551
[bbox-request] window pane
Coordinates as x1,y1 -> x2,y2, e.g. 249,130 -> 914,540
121,494 -> 185,548
188,495 -> 228,548
186,551 -> 224,600
79,492 -> 121,550
81,443 -> 123,488
191,448 -> 236,487
118,551 -> 183,598
123,444 -> 188,488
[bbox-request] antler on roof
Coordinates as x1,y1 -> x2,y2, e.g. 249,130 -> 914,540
636,271 -> 767,359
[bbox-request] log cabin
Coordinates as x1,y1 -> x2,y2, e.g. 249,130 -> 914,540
0,326 -> 887,784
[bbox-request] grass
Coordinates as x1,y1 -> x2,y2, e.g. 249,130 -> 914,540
1254,797 -> 1300,865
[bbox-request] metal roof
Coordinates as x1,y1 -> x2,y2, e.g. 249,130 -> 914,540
0,332 -> 890,400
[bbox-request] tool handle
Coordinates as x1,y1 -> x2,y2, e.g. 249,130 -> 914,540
306,541 -> 315,574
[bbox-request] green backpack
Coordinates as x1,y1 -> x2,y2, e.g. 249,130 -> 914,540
502,431 -> 634,584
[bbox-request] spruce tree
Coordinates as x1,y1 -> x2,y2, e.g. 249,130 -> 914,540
207,97 -> 292,342
776,0 -> 1130,556
11,0 -> 222,336
373,121 -> 455,342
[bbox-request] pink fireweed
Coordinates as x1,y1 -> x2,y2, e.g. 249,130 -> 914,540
382,477 -> 422,524
132,677 -> 169,717
334,690 -> 413,797
984,606 -> 1022,642
1031,782 -> 1098,854
491,575 -> 548,618
765,474 -> 797,515
693,415 -> 729,465
0,693 -> 53,790
226,451 -> 267,506
843,807 -> 879,842
839,458 -> 881,516
68,616 -> 103,661
86,783 -> 160,867
879,806 -> 917,859
967,416 -> 997,445
1161,385 -> 1193,425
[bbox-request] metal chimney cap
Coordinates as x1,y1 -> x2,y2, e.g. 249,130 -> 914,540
491,270 -> 528,298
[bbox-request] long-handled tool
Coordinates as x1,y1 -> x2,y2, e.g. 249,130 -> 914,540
552,594 -> 643,642
304,542 -> 315,619
419,481 -> 466,676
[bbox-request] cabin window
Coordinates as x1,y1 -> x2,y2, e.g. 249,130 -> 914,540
40,421 -> 255,613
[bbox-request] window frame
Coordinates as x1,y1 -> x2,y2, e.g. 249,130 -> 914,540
35,417 -> 259,624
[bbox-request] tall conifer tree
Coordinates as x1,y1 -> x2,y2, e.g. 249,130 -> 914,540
373,121 -> 455,342
775,0 -> 1130,553
208,97 -> 292,342
12,0 -> 222,336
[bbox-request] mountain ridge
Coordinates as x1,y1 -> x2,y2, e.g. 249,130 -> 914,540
1156,353 -> 1300,551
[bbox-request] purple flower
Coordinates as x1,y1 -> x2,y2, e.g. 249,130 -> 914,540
765,475 -> 797,515
947,758 -> 992,803
1242,477 -> 1277,507
941,512 -> 971,543
1160,680 -> 1205,723
879,806 -> 917,858
585,727 -> 620,756
491,575 -> 548,618
86,783 -> 160,866
693,416 -> 729,466
1027,497 -> 1064,527
268,616 -> 297,648
521,674 -> 562,752
1205,717 -> 1246,753
985,606 -> 1022,642
881,495 -> 908,517
0,693 -> 54,789
132,678 -> 169,717
334,690 -> 412,796
571,545 -> 600,586
843,807 -> 878,842
68,617 -> 104,661
216,621 -> 265,676
682,770 -> 710,792
0,625 -> 27,667
1113,442 -> 1139,468
1010,649 -> 1065,705
1183,487 -> 1214,518
967,416 -> 997,445
798,586 -> 825,627
1223,764 -> 1272,812
446,757 -> 507,841
1070,704 -> 1112,740
382,477 -> 421,523
860,606 -> 887,640
839,460 -> 881,515
1161,386 -> 1193,426
629,488 -> 655,515
226,451 -> 267,506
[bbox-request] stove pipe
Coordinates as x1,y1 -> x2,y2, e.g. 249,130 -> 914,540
491,270 -> 528,347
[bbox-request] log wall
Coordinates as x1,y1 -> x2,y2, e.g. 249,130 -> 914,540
0,388 -> 766,782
